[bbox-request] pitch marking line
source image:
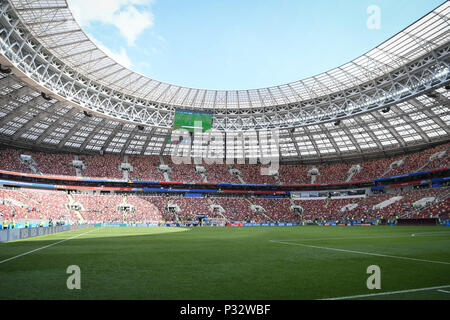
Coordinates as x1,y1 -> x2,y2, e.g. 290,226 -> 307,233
411,231 -> 450,237
269,240 -> 450,265
271,232 -> 450,243
437,289 -> 450,294
0,228 -> 99,265
320,285 -> 450,300
269,235 -> 411,242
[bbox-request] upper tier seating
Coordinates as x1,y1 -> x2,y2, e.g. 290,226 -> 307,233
0,142 -> 448,184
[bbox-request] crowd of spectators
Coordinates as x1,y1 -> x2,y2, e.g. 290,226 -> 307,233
315,163 -> 354,184
0,142 -> 448,184
233,164 -> 278,185
70,194 -> 163,223
0,188 -> 78,221
72,194 -> 124,223
29,151 -> 76,176
123,196 -> 164,222
351,156 -> 402,181
419,196 -> 450,219
0,149 -> 32,173
1,186 -> 449,224
252,198 -> 298,222
78,154 -> 123,179
168,197 -> 211,220
419,143 -> 449,171
278,164 -> 310,184
168,163 -> 204,183
295,198 -> 356,222
370,187 -> 450,220
202,163 -> 241,184
213,197 -> 255,222
128,155 -> 164,181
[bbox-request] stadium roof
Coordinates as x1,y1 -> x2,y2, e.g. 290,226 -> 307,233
6,0 -> 450,109
0,0 -> 448,160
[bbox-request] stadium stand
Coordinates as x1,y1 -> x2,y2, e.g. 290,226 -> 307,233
0,143 -> 448,184
203,163 -> 241,184
0,188 -> 78,221
78,154 -> 123,179
0,149 -> 32,174
128,155 -> 164,181
1,185 -> 448,224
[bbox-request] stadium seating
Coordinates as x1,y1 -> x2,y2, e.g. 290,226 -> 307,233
315,163 -> 353,184
0,143 -> 448,184
0,149 -> 32,173
213,197 -> 255,222
78,154 -> 123,179
168,163 -> 204,183
0,189 -> 78,221
128,155 -> 164,181
202,163 -> 241,184
252,198 -> 298,222
234,164 -> 278,185
278,164 -> 310,184
1,186 -> 448,223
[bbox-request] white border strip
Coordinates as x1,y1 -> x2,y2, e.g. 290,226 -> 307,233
320,285 -> 450,300
411,231 -> 450,237
269,240 -> 450,265
271,231 -> 450,243
437,289 -> 450,294
0,228 -> 99,265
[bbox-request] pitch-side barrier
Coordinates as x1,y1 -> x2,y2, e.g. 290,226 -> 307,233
0,224 -> 91,243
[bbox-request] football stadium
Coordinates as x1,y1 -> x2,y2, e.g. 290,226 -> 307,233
0,0 -> 449,305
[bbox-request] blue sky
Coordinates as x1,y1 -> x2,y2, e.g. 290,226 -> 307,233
68,0 -> 445,90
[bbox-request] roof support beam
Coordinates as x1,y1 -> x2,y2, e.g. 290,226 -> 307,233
33,106 -> 78,145
303,128 -> 322,160
79,118 -> 107,152
353,116 -> 384,150
11,101 -> 66,140
409,97 -> 450,135
391,105 -> 431,143
121,126 -> 140,154
288,130 -> 302,159
320,124 -> 342,156
340,124 -> 363,153
0,93 -> 43,128
101,124 -> 124,153
371,111 -> 407,147
140,127 -> 156,155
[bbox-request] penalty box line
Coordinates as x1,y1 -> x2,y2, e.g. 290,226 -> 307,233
269,240 -> 450,266
270,231 -> 450,243
0,228 -> 99,265
320,284 -> 450,300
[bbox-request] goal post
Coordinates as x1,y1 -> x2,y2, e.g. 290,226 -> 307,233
206,217 -> 228,227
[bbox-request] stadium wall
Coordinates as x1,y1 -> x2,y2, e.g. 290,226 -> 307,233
0,224 -> 91,243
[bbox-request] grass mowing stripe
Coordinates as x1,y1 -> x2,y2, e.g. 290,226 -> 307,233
269,240 -> 450,265
320,285 -> 450,300
0,228 -> 99,265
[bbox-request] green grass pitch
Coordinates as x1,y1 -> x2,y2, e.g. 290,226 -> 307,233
0,226 -> 449,300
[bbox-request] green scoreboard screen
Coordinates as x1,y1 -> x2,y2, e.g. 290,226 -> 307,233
173,110 -> 213,132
